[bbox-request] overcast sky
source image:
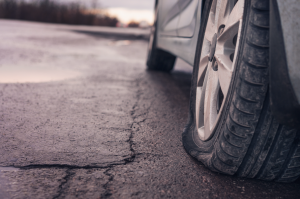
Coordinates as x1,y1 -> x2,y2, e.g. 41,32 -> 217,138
100,0 -> 154,10
54,0 -> 155,10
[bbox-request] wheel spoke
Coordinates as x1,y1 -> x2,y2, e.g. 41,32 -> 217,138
215,0 -> 227,30
225,0 -> 244,29
204,65 -> 219,137
196,86 -> 203,131
214,54 -> 233,97
218,0 -> 244,34
196,64 -> 210,140
198,38 -> 210,86
204,0 -> 218,41
197,38 -> 211,86
205,12 -> 216,42
198,54 -> 209,86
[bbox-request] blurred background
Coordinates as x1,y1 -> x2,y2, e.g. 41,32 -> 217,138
0,0 -> 155,28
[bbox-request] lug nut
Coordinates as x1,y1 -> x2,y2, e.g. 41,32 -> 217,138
213,62 -> 218,71
218,25 -> 225,36
212,58 -> 218,71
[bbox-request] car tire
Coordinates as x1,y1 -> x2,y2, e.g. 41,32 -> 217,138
182,0 -> 300,183
146,6 -> 176,72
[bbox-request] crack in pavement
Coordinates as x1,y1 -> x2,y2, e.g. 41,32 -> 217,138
101,168 -> 114,198
53,169 -> 75,199
8,162 -> 128,170
0,78 -> 148,199
101,79 -> 143,198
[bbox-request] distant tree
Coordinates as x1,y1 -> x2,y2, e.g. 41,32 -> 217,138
0,0 -> 119,27
128,21 -> 139,28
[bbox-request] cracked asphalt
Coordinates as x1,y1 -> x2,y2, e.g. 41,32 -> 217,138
0,20 -> 300,199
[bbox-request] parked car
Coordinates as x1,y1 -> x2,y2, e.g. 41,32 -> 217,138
147,0 -> 300,182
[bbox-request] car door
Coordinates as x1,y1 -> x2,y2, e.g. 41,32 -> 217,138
177,0 -> 200,37
158,0 -> 180,36
156,0 -> 203,65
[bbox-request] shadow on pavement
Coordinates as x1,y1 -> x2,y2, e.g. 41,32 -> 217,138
145,69 -> 192,101
170,70 -> 192,98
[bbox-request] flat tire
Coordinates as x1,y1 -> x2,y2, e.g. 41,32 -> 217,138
183,0 -> 300,183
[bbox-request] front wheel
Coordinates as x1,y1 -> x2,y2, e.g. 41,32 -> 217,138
183,0 -> 300,183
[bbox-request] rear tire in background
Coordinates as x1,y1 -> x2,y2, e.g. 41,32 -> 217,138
182,0 -> 300,183
146,6 -> 176,72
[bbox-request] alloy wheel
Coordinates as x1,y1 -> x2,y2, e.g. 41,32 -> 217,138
196,0 -> 245,141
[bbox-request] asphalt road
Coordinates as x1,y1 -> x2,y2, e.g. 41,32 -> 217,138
0,19 -> 299,199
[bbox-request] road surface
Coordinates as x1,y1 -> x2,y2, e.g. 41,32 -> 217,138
0,19 -> 299,199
